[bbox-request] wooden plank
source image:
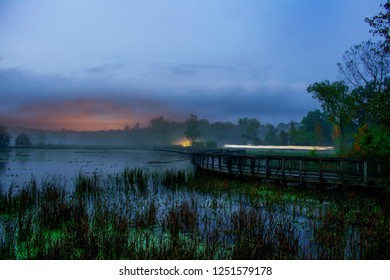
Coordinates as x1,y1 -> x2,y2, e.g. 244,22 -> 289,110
191,151 -> 388,188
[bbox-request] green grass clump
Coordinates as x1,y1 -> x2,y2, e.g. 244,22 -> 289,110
1,168 -> 390,260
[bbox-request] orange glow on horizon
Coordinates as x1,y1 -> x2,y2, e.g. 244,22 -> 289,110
2,99 -> 154,131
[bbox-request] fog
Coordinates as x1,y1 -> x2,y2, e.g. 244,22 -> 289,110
6,116 -> 298,148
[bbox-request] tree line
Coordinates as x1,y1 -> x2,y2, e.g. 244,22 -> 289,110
183,111 -> 333,148
307,1 -> 390,158
0,110 -> 334,149
0,124 -> 31,148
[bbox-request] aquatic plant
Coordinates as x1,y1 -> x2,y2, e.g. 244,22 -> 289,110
0,167 -> 389,260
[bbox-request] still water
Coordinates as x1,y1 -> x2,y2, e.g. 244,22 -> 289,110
0,148 -> 193,189
1,148 -> 384,259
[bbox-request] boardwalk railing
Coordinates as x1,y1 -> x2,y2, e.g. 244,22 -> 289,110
192,151 -> 389,188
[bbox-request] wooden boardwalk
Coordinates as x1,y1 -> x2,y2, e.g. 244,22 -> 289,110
192,151 -> 389,188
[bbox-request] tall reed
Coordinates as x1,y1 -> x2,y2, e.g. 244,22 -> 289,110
0,167 -> 389,260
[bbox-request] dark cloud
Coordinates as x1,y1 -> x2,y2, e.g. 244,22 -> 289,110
178,63 -> 236,71
85,63 -> 128,74
0,0 -> 382,133
0,68 -> 74,97
0,68 -> 319,130
0,68 -> 43,93
155,85 -> 319,124
168,66 -> 197,77
161,63 -> 238,77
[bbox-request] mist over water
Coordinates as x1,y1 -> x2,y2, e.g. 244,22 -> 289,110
0,148 -> 193,190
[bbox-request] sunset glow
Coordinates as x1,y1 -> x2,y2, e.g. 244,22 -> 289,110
0,99 -> 153,131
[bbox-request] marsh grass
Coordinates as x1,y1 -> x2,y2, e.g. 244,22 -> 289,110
0,168 -> 389,259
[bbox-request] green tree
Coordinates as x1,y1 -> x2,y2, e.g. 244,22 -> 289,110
300,110 -> 333,146
368,79 -> 390,129
307,81 -> 355,152
351,78 -> 390,128
277,130 -> 288,145
15,133 -> 32,147
149,116 -> 176,145
238,118 -> 261,145
354,124 -> 390,158
263,124 -> 278,145
365,1 -> 390,53
352,79 -> 390,157
288,121 -> 304,145
209,121 -> 237,145
0,123 -> 11,148
184,114 -> 201,144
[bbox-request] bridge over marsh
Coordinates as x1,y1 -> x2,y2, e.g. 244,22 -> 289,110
192,150 -> 389,188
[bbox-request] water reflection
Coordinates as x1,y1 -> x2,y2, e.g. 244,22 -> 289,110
15,148 -> 31,163
0,149 -> 10,176
0,148 -> 193,189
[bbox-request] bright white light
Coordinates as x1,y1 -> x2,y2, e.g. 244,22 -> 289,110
223,144 -> 334,151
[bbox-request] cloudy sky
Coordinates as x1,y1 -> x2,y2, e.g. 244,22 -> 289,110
0,0 -> 384,131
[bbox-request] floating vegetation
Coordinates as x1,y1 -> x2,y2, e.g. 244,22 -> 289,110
0,168 -> 389,260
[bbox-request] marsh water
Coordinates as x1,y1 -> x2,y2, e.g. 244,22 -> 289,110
0,148 -> 193,189
0,147 -> 389,259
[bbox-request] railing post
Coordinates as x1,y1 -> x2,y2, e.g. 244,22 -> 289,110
364,161 -> 368,187
299,159 -> 303,183
192,152 -> 385,189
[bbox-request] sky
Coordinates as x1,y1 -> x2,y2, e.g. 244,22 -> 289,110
0,0 -> 385,131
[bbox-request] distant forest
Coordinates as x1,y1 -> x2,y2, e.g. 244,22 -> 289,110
1,109 -> 334,148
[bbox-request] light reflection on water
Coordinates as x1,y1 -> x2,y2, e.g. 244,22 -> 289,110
0,148 -> 193,189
